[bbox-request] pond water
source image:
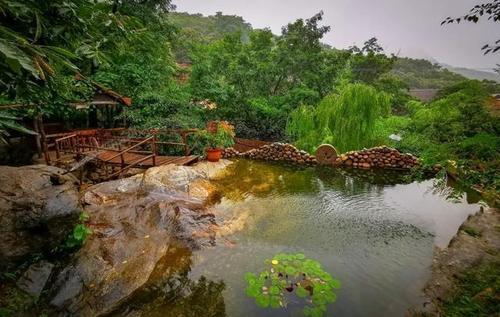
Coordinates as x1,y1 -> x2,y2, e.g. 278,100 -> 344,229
118,159 -> 480,317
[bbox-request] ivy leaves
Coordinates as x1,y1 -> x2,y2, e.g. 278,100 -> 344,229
244,253 -> 341,317
64,213 -> 91,249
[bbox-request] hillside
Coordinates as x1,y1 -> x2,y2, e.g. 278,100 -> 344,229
391,58 -> 467,89
169,11 -> 253,62
170,12 -> 499,89
440,64 -> 500,83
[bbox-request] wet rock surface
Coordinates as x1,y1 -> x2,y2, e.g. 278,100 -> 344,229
16,260 -> 55,297
0,165 -> 80,268
48,160 -> 231,316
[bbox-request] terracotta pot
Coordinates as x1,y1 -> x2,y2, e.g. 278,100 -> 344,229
206,148 -> 222,162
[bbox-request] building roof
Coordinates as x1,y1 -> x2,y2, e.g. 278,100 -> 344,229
408,89 -> 440,102
75,73 -> 132,107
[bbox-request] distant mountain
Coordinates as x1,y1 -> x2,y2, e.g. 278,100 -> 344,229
439,64 -> 500,83
391,57 -> 467,89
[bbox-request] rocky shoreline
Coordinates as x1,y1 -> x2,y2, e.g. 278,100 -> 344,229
0,161 -> 234,316
412,207 -> 500,316
1,161 -> 497,316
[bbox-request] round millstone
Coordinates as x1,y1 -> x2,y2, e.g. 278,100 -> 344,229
315,144 -> 338,165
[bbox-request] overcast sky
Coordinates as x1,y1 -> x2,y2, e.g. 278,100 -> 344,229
173,0 -> 499,71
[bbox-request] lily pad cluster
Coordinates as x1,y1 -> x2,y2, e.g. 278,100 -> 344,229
244,253 -> 341,317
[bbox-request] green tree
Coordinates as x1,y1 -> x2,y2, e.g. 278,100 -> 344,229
349,38 -> 394,84
442,0 -> 500,54
287,83 -> 391,153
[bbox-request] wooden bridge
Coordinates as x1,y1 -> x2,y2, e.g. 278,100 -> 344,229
50,128 -> 199,179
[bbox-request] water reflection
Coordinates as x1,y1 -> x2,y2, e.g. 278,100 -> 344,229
108,243 -> 226,317
214,159 -> 413,201
191,159 -> 479,317
107,159 -> 478,317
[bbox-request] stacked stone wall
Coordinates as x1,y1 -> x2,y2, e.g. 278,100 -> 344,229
222,143 -> 316,165
222,143 -> 419,170
334,146 -> 419,169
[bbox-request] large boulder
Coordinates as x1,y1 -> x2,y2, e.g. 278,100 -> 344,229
0,165 -> 80,269
49,160 -> 231,316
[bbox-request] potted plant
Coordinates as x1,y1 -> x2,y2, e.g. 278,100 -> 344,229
193,122 -> 235,162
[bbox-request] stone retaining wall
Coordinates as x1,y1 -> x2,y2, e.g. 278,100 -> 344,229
222,143 -> 317,165
223,142 -> 419,170
334,146 -> 420,169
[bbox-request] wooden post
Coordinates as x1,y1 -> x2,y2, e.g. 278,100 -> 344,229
55,140 -> 60,159
182,132 -> 189,156
104,161 -> 108,179
38,115 -> 50,165
33,117 -> 42,158
152,133 -> 157,166
86,109 -> 90,128
118,143 -> 125,168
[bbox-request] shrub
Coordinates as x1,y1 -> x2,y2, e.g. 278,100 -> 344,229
190,122 -> 235,155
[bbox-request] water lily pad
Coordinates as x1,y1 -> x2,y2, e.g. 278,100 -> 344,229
255,294 -> 270,308
296,285 -> 308,298
246,285 -> 260,297
269,285 -> 280,295
285,266 -> 297,276
270,295 -> 281,308
244,253 -> 340,317
329,279 -> 341,289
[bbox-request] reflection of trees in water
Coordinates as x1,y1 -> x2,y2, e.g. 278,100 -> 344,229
214,159 -> 320,200
428,171 -> 481,204
316,166 -> 413,196
108,243 -> 226,317
214,159 -> 414,200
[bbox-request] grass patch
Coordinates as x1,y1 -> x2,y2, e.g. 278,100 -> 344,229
0,287 -> 38,317
462,226 -> 481,237
442,260 -> 500,317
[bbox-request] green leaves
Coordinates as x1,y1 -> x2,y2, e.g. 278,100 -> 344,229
255,294 -> 270,308
287,83 -> 392,153
296,286 -> 308,298
269,285 -> 280,295
0,111 -> 37,143
244,253 -> 340,317
64,213 -> 92,249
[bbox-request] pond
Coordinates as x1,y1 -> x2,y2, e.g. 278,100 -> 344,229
115,159 -> 480,317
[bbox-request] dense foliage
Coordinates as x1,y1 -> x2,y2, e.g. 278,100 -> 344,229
169,11 -> 252,62
287,83 -> 391,153
0,4 -> 498,196
0,112 -> 37,143
374,80 -> 500,196
391,58 -> 466,89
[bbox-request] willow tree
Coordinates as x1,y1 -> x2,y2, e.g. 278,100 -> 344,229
286,105 -> 332,153
287,83 -> 390,153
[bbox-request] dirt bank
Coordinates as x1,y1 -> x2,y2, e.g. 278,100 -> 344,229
412,207 -> 500,316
